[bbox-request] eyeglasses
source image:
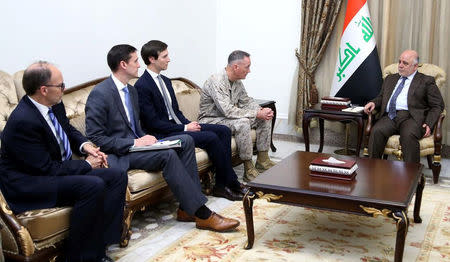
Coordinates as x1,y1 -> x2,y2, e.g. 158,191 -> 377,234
45,82 -> 65,90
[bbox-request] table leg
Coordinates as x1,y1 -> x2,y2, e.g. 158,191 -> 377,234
258,101 -> 277,152
318,118 -> 324,152
392,211 -> 408,262
302,115 -> 311,152
414,173 -> 425,223
243,191 -> 256,249
354,118 -> 363,156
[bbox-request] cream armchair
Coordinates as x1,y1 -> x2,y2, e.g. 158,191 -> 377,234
363,63 -> 446,184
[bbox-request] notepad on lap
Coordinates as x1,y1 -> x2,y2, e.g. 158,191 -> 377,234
129,139 -> 182,152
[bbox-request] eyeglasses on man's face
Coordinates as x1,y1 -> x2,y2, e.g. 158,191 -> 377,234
45,82 -> 65,90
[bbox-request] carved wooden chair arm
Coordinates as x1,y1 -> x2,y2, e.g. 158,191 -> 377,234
0,193 -> 36,256
363,109 -> 378,156
432,110 -> 446,158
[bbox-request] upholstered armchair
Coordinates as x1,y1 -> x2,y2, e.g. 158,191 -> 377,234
363,63 -> 446,184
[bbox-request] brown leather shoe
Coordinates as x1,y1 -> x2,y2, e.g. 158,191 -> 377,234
176,208 -> 195,222
196,212 -> 240,232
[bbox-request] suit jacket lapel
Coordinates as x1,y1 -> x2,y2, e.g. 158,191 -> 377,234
387,74 -> 401,97
23,96 -> 61,155
107,77 -> 134,131
144,71 -> 167,109
407,72 -> 421,103
162,76 -> 177,104
127,84 -> 146,137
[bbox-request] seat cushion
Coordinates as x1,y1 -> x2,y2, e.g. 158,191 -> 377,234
195,147 -> 212,171
16,207 -> 71,242
384,134 -> 435,156
127,169 -> 166,193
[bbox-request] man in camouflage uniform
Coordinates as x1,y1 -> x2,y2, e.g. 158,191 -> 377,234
198,50 -> 276,182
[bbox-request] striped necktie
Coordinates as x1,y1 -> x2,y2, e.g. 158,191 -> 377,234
122,86 -> 138,137
48,108 -> 72,161
157,75 -> 182,124
388,77 -> 407,119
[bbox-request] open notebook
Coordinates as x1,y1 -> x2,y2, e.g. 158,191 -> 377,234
342,106 -> 365,113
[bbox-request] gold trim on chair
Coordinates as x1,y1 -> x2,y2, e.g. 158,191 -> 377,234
1,201 -> 13,215
18,226 -> 35,256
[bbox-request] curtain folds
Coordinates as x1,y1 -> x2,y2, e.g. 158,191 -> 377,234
295,0 -> 343,128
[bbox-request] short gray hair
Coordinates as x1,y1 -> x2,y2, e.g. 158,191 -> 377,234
228,50 -> 250,65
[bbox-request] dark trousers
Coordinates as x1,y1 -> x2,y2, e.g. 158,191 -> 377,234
368,111 -> 424,163
56,167 -> 127,261
107,134 -> 207,216
170,124 -> 239,188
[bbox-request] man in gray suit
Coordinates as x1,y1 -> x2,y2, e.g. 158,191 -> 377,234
85,44 -> 239,232
364,50 -> 444,163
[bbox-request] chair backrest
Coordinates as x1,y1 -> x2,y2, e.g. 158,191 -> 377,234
172,79 -> 201,121
0,71 -> 20,132
12,70 -> 26,100
383,63 -> 447,89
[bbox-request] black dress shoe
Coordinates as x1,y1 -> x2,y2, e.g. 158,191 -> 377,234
231,183 -> 249,195
212,186 -> 244,201
100,255 -> 114,262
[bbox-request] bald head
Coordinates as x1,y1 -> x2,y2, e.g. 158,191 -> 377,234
398,50 -> 419,77
23,61 -> 54,96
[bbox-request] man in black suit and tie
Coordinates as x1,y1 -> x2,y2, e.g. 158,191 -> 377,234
364,50 -> 444,163
85,44 -> 239,233
0,61 -> 127,262
134,40 -> 247,201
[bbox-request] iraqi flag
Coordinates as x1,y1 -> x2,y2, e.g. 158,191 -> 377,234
330,0 -> 382,106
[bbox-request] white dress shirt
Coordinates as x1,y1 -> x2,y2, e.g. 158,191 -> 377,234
386,70 -> 417,112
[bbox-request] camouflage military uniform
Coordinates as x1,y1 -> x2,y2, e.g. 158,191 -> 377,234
198,69 -> 271,161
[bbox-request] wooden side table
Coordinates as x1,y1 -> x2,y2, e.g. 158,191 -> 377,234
302,106 -> 365,156
255,99 -> 277,152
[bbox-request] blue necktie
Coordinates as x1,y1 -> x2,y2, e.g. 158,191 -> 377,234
157,75 -> 182,124
122,86 -> 138,137
388,77 -> 407,119
48,108 -> 72,161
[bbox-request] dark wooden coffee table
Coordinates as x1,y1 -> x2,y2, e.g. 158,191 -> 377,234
243,151 -> 424,262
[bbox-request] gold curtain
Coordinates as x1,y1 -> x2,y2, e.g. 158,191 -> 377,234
295,0 -> 343,127
310,0 -> 450,144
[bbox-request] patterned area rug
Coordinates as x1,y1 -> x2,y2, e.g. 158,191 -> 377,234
109,180 -> 450,262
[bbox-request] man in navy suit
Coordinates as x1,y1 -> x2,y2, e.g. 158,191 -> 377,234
135,40 -> 246,201
85,44 -> 239,233
0,61 -> 127,262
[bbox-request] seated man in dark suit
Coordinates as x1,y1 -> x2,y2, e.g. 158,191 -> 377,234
0,61 -> 127,262
85,44 -> 239,233
134,40 -> 246,201
364,50 -> 445,163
